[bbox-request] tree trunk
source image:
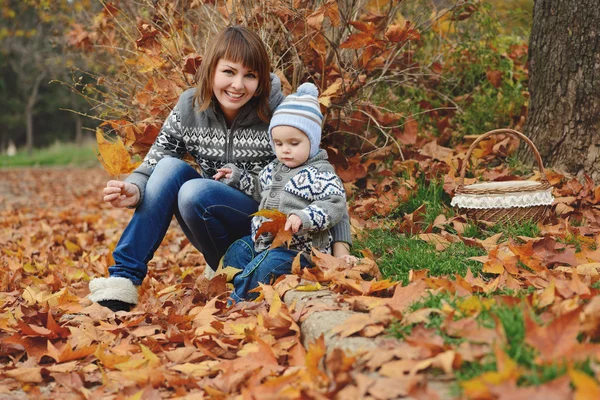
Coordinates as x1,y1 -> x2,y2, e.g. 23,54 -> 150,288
24,69 -> 46,155
75,114 -> 83,145
522,0 -> 600,181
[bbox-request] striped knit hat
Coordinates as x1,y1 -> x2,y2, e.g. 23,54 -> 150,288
269,82 -> 323,158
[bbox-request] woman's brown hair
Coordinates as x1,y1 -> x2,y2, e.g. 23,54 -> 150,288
194,26 -> 272,123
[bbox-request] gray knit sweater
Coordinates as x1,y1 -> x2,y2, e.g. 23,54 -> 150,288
223,150 -> 346,253
125,74 -> 351,245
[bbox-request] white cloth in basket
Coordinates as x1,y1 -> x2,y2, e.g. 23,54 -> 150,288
451,181 -> 554,209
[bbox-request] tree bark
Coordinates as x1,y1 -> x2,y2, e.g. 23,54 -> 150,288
24,69 -> 46,155
523,0 -> 600,181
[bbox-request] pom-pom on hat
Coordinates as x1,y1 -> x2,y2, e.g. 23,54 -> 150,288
269,82 -> 323,158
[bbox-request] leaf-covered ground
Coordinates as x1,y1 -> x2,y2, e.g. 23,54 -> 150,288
3,147 -> 600,399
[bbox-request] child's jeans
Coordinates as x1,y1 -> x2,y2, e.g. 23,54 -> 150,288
108,158 -> 259,285
222,235 -> 312,303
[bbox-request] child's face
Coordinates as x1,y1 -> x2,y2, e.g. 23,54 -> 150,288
271,126 -> 311,168
213,58 -> 259,124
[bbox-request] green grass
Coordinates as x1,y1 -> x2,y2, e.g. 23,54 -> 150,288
0,141 -> 99,167
460,220 -> 541,242
354,229 -> 486,284
391,178 -> 453,225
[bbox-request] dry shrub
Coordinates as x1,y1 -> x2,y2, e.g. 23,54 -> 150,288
67,0 -> 464,157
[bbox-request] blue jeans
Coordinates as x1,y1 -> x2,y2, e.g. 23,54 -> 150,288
222,235 -> 312,303
108,158 -> 258,285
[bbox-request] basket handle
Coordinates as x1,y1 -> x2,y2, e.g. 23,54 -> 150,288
457,128 -> 548,190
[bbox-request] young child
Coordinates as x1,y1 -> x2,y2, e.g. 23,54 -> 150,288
214,83 -> 349,302
88,26 -> 352,313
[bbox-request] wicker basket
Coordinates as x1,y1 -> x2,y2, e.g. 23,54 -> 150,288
451,129 -> 554,224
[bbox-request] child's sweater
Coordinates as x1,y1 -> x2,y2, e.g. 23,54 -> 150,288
224,150 -> 347,253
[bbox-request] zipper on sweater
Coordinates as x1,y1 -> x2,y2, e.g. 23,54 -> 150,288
226,120 -> 238,163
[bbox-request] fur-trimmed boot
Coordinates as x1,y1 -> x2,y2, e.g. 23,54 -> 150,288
88,277 -> 139,312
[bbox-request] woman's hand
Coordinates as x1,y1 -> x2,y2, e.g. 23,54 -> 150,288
285,214 -> 302,233
103,180 -> 140,208
213,168 -> 233,181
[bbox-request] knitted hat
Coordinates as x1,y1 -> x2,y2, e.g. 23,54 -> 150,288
269,82 -> 323,158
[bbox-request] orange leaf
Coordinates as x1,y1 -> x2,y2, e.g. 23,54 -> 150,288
486,70 -> 503,88
340,32 -> 375,49
46,340 -> 97,363
253,209 -> 293,249
46,312 -> 71,339
385,21 -> 420,43
305,335 -> 328,384
291,252 -> 302,275
524,309 -> 581,362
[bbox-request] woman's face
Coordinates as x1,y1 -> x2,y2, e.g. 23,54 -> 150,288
212,58 -> 259,124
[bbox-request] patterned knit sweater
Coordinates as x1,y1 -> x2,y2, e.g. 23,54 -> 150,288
125,74 -> 283,203
223,150 -> 347,253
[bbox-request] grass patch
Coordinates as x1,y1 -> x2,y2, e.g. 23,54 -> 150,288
355,229 -> 486,284
0,141 -> 99,168
387,291 -> 455,341
392,178 -> 453,225
460,219 -> 541,242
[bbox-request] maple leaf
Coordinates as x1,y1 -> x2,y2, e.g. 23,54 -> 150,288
337,154 -> 368,182
252,209 -> 293,249
524,308 -> 581,362
46,340 -> 97,363
385,21 -> 420,43
306,0 -> 340,30
96,128 -> 141,178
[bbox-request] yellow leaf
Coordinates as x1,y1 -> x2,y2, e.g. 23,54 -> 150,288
268,289 -> 283,318
64,240 -> 81,254
126,390 -> 144,400
461,345 -> 520,397
23,263 -> 38,273
431,11 -> 455,36
157,285 -> 178,295
113,357 -> 147,371
214,265 -> 242,282
295,282 -> 323,292
96,128 -> 141,178
457,296 -> 493,316
319,79 -> 342,107
569,369 -> 600,400
169,361 -> 216,377
535,279 -> 555,308
140,344 -> 160,367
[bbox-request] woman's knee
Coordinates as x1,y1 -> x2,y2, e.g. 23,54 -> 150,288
154,157 -> 189,174
147,158 -> 194,189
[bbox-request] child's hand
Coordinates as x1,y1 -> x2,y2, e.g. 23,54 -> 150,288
285,214 -> 302,233
338,254 -> 359,266
213,168 -> 233,181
